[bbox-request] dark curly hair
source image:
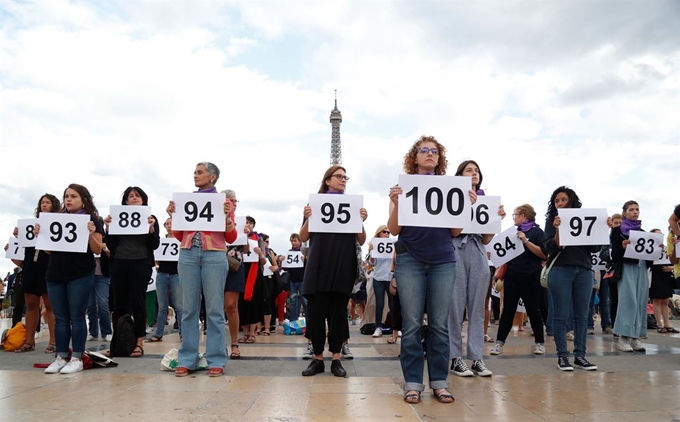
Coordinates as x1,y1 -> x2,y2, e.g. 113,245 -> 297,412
546,186 -> 582,219
403,135 -> 448,175
35,194 -> 61,217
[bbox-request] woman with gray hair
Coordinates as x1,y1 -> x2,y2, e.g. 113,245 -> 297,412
166,162 -> 237,377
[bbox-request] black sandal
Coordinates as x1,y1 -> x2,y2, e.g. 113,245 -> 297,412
230,345 -> 241,359
403,390 -> 421,404
433,389 -> 455,403
130,345 -> 144,358
664,326 -> 679,333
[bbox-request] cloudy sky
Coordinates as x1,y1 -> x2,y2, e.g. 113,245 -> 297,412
1,0 -> 678,278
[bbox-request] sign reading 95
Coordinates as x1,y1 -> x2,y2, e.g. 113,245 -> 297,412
624,231 -> 664,261
35,213 -> 91,253
397,175 -> 472,229
308,194 -> 364,234
557,208 -> 609,246
109,205 -> 151,235
171,192 -> 226,232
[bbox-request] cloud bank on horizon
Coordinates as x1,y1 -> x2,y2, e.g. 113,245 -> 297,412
1,0 -> 678,275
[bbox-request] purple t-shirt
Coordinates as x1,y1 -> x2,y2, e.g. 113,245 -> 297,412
397,226 -> 456,264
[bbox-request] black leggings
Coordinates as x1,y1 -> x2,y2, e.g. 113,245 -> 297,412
497,272 -> 545,344
306,292 -> 350,354
111,259 -> 151,339
609,278 -> 618,326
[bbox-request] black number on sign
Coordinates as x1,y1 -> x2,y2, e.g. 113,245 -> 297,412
634,238 -> 655,254
474,204 -> 489,225
162,243 -> 179,256
25,225 -> 35,240
570,216 -> 597,237
320,203 -> 351,224
287,254 -> 300,264
505,237 -> 517,251
184,201 -> 214,222
405,187 -> 464,216
49,222 -> 77,243
493,242 -> 506,257
377,242 -> 394,254
131,212 -> 141,228
645,239 -> 654,254
14,245 -> 19,254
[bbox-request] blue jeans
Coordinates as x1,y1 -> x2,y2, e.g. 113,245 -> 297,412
373,279 -> 393,329
178,247 -> 227,369
87,275 -> 112,338
47,271 -> 95,359
395,252 -> 456,392
613,262 -> 647,338
155,272 -> 183,338
589,272 -> 611,329
288,281 -> 307,321
547,288 -> 574,336
548,266 -> 593,358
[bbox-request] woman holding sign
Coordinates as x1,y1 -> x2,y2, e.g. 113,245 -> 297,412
368,224 -> 394,338
299,165 -> 367,378
610,200 -> 655,352
11,194 -> 61,354
448,160 -> 505,378
544,187 -> 599,371
37,184 -> 105,374
648,229 -> 677,333
387,136 -> 477,404
490,204 -> 547,357
104,186 -> 160,358
167,162 -> 237,377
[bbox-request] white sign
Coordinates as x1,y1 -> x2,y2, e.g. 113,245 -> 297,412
35,213 -> 91,253
590,253 -> 608,271
147,267 -> 157,292
463,196 -> 502,234
263,264 -> 274,277
282,251 -> 304,268
517,298 -> 526,314
486,226 -> 525,267
154,238 -> 180,262
108,205 -> 151,235
242,239 -> 260,263
397,175 -> 471,229
171,192 -> 226,232
491,285 -> 501,298
624,231 -> 664,261
17,218 -> 38,248
308,194 -> 364,234
5,237 -> 24,260
653,245 -> 672,266
371,238 -> 396,259
226,217 -> 247,246
557,208 -> 610,246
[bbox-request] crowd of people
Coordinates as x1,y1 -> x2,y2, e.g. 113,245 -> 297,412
3,141 -> 680,406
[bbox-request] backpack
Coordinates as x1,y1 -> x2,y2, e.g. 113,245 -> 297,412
1,322 -> 26,351
110,314 -> 136,357
360,323 -> 376,335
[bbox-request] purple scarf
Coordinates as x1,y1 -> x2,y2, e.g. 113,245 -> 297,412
517,220 -> 539,233
326,191 -> 343,194
195,187 -> 217,193
620,219 -> 641,236
477,189 -> 485,196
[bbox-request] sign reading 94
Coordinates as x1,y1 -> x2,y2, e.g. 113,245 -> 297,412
397,175 -> 471,229
307,194 -> 363,234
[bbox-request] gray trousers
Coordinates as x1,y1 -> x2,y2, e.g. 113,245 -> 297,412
448,237 -> 490,361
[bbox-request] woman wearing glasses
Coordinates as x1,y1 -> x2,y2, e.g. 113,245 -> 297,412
388,136 -> 477,404
300,165 -> 368,378
368,225 -> 394,338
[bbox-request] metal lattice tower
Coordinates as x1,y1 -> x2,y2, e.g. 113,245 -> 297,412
329,90 -> 342,165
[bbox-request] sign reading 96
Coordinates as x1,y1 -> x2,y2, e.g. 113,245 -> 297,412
171,192 -> 226,232
308,194 -> 363,234
397,175 -> 471,229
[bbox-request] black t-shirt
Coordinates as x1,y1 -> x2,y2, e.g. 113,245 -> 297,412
158,261 -> 178,275
506,226 -> 546,276
46,215 -> 105,283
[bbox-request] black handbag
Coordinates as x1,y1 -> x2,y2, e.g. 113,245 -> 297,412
603,262 -> 622,283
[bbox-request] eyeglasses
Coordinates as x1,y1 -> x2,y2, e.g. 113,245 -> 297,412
512,213 -> 519,217
418,147 -> 438,155
380,230 -> 390,234
229,199 -> 239,204
329,174 -> 350,181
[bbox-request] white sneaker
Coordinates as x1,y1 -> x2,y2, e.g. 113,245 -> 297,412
490,343 -> 503,355
104,334 -> 113,342
450,357 -> 473,377
45,356 -> 68,374
471,360 -> 493,377
534,343 -> 545,355
60,358 -> 83,374
372,328 -> 382,338
630,338 -> 646,352
302,343 -> 314,360
87,335 -> 99,341
617,337 -> 634,352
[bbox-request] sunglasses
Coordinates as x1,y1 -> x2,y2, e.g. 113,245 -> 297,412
418,147 -> 438,155
380,230 -> 390,234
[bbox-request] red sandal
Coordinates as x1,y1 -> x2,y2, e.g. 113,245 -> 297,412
208,367 -> 223,377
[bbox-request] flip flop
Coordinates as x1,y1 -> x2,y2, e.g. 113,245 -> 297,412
145,336 -> 163,342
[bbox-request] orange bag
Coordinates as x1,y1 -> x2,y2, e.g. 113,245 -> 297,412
1,322 -> 27,351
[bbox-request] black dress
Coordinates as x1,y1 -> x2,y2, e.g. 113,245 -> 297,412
649,264 -> 674,299
302,232 -> 356,296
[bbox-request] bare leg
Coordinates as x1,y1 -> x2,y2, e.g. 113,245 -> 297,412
23,294 -> 41,345
263,314 -> 272,333
660,298 -> 670,328
653,299 -> 664,328
224,292 -> 240,345
42,295 -> 56,345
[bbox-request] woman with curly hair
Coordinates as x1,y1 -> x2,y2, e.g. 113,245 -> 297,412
544,186 -> 599,371
388,136 -> 476,404
10,194 -> 61,354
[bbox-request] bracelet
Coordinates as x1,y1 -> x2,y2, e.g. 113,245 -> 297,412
524,240 -> 529,245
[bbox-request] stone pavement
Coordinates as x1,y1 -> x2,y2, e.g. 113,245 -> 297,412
1,317 -> 680,421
